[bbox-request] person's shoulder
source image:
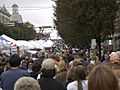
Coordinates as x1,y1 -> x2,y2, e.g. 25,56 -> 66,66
1,71 -> 7,77
1,69 -> 12,76
67,81 -> 77,90
54,79 -> 67,89
18,69 -> 30,75
20,69 -> 29,73
67,81 -> 77,86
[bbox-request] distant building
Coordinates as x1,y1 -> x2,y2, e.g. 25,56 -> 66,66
0,5 -> 11,24
10,4 -> 23,23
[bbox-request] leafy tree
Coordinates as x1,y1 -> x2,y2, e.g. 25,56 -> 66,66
54,0 -> 117,59
0,22 -> 36,40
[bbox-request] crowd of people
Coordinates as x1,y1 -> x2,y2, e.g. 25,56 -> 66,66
0,46 -> 120,90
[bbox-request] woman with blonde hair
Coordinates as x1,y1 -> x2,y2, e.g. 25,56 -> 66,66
86,64 -> 95,79
89,52 -> 101,65
14,77 -> 41,90
57,60 -> 67,73
69,59 -> 81,68
88,65 -> 119,90
55,60 -> 68,84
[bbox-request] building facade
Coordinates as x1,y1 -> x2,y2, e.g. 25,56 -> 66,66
10,4 -> 23,23
0,5 -> 11,24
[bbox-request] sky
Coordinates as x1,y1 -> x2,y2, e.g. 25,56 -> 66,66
0,0 -> 55,27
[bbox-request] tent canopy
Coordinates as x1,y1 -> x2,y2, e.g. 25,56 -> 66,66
1,34 -> 16,43
0,35 -> 8,42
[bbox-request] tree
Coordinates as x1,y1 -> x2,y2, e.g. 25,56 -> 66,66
54,0 -> 117,59
0,23 -> 36,40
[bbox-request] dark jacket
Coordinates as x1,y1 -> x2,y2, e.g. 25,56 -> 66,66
0,69 -> 30,90
38,78 -> 67,90
55,71 -> 67,84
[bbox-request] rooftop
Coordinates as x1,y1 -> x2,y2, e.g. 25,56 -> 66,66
0,5 -> 11,17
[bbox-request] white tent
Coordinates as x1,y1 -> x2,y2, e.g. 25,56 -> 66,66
1,35 -> 27,47
49,30 -> 62,40
42,40 -> 54,48
0,34 -> 19,47
28,40 -> 44,49
1,34 -> 16,43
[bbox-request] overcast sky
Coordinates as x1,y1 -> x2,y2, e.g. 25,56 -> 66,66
0,0 -> 55,27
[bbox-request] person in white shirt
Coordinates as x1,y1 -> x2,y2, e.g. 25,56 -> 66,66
67,65 -> 88,90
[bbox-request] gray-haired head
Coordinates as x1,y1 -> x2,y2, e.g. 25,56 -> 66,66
41,58 -> 55,70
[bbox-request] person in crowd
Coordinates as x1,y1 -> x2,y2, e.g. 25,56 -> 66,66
77,50 -> 89,69
37,51 -> 45,63
33,51 -> 45,70
38,58 -> 67,90
27,62 -> 33,73
102,51 -> 110,65
86,64 -> 95,79
88,65 -> 119,90
62,55 -> 69,66
0,54 -> 30,90
109,52 -> 120,64
30,60 -> 41,79
50,54 -> 60,66
89,52 -> 101,65
111,60 -> 120,87
55,60 -> 68,84
14,77 -> 41,90
20,58 -> 28,70
65,66 -> 76,86
66,50 -> 74,63
30,51 -> 45,79
85,49 -> 90,62
67,65 -> 88,90
69,59 -> 82,68
31,54 -> 38,61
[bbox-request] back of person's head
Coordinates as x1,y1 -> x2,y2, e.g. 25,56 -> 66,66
88,65 -> 119,90
74,65 -> 86,80
87,64 -> 95,78
32,61 -> 41,72
20,53 -> 26,60
41,58 -> 55,70
69,59 -> 81,68
50,54 -> 60,62
9,54 -> 21,67
14,77 -> 41,90
37,51 -> 45,58
78,50 -> 84,57
74,65 -> 87,90
41,58 -> 56,78
66,67 -> 75,83
72,59 -> 82,66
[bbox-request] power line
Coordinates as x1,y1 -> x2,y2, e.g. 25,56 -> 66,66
6,7 -> 53,11
19,9 -> 53,11
6,6 -> 53,9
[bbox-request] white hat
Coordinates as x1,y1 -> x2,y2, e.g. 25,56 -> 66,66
41,58 -> 55,70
